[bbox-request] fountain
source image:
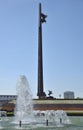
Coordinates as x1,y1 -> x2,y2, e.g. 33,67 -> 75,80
0,111 -> 6,117
13,75 -> 71,128
14,75 -> 34,124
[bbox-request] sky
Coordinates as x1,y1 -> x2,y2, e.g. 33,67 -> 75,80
0,0 -> 83,98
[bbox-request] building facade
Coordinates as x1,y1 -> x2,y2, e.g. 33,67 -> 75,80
64,91 -> 75,99
0,95 -> 17,107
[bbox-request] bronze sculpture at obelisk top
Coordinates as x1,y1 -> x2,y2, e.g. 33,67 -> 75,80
37,3 -> 47,99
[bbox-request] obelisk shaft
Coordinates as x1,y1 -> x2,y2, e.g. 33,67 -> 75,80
37,3 -> 46,99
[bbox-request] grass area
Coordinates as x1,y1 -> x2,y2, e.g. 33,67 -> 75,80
6,110 -> 83,116
66,110 -> 83,116
33,99 -> 83,104
6,111 -> 14,116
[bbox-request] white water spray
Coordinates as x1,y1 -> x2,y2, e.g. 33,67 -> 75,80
14,75 -> 33,123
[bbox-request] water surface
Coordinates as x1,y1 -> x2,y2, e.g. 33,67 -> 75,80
0,116 -> 83,130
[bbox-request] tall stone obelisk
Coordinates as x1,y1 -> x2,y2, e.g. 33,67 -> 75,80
37,3 -> 47,99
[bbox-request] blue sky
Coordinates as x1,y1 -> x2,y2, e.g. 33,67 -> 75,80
0,0 -> 83,98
